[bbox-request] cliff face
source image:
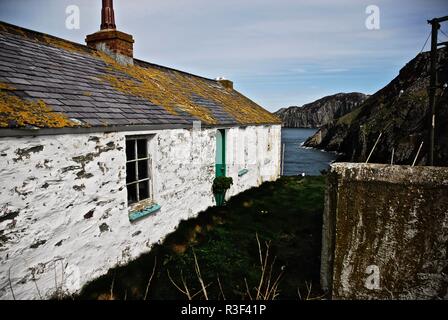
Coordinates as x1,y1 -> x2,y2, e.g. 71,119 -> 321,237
304,48 -> 448,166
275,92 -> 368,128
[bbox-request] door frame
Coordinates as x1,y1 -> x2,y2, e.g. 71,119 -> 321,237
215,129 -> 226,177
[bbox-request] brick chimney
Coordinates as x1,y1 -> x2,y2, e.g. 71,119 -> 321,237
86,0 -> 134,66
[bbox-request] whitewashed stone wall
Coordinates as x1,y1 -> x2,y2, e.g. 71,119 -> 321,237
0,124 -> 281,299
226,125 -> 281,197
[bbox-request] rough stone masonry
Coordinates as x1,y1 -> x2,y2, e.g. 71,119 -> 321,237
321,163 -> 448,299
0,125 -> 281,299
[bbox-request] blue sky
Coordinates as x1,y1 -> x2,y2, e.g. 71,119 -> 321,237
0,0 -> 447,112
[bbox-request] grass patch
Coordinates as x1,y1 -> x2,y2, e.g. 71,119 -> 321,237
336,105 -> 363,125
77,176 -> 325,300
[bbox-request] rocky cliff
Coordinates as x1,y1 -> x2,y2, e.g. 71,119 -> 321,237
275,92 -> 368,128
304,48 -> 448,166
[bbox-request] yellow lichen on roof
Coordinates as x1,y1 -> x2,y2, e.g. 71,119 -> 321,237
0,23 -> 27,38
0,88 -> 76,128
0,83 -> 16,91
97,52 -> 217,124
96,52 -> 280,125
0,21 -> 280,126
41,35 -> 88,54
0,23 -> 87,55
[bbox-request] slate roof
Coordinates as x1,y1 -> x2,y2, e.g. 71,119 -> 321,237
0,21 -> 280,130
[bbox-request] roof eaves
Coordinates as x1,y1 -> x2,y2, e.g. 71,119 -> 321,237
0,122 -> 281,138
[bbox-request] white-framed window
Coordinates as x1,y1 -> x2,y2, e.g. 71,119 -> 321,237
125,136 -> 152,205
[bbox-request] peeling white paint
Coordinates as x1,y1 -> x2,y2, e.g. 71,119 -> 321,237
0,125 -> 281,299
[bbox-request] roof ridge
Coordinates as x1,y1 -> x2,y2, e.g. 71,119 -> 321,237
0,20 -> 91,52
134,59 -> 218,84
0,20 -> 221,85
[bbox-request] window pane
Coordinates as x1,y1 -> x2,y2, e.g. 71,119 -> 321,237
139,181 -> 150,200
137,139 -> 147,159
127,183 -> 137,204
126,162 -> 136,183
138,160 -> 148,179
126,140 -> 136,161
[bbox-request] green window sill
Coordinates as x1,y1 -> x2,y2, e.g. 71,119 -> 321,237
238,169 -> 249,177
129,203 -> 161,222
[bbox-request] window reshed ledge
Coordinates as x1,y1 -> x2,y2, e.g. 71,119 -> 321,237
129,203 -> 161,222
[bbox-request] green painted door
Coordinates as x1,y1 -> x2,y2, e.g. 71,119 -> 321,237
215,129 -> 226,177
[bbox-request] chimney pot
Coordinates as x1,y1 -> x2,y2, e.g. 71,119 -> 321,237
101,0 -> 116,30
217,78 -> 233,90
86,0 -> 134,66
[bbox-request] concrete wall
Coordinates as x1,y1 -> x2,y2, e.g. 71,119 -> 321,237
322,163 -> 448,300
0,124 -> 281,300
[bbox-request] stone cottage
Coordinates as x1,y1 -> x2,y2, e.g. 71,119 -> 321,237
0,1 -> 281,299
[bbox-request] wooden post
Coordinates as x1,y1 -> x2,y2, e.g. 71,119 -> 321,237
428,20 -> 439,166
427,16 -> 448,165
412,141 -> 424,167
365,132 -> 382,164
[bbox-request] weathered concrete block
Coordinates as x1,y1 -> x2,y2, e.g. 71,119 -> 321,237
322,163 -> 448,300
